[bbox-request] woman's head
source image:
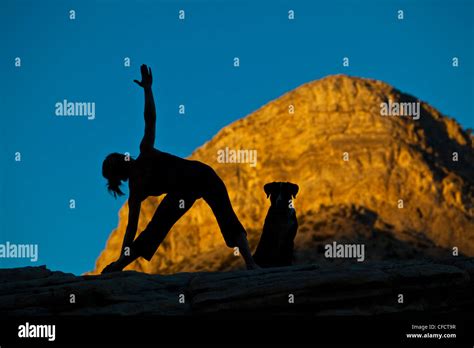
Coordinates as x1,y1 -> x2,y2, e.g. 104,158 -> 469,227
102,153 -> 132,198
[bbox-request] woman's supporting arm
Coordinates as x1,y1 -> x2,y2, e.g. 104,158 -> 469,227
120,196 -> 141,258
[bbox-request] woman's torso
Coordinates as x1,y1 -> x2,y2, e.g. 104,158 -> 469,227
129,148 -> 210,200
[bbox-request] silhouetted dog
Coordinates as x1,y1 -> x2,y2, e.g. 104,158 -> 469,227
253,182 -> 299,267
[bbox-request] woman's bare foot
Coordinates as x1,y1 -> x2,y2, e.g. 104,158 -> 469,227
246,263 -> 261,270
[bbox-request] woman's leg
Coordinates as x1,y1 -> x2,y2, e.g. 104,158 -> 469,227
102,193 -> 196,272
203,174 -> 259,270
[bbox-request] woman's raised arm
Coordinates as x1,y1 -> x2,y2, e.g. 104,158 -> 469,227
134,64 -> 156,152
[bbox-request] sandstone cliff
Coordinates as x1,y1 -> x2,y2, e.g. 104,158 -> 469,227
92,75 -> 474,274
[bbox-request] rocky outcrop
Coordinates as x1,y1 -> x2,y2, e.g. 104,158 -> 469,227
3,258 -> 474,316
92,74 -> 474,274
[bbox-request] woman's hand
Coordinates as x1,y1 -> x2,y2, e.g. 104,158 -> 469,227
101,260 -> 120,274
133,64 -> 153,89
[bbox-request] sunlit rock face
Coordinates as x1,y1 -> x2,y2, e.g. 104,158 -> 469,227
91,75 -> 474,275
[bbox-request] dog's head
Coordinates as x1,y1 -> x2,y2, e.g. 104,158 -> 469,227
264,182 -> 299,209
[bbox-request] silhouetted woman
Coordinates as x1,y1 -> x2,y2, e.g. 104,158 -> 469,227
101,65 -> 258,273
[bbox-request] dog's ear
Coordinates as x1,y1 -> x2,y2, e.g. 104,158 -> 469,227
264,182 -> 278,199
288,182 -> 299,198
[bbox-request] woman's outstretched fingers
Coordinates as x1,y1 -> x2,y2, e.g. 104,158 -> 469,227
141,64 -> 148,76
134,64 -> 152,88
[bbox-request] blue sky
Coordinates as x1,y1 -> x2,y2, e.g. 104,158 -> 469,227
1,0 -> 472,274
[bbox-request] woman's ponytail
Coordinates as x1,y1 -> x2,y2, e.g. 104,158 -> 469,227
106,177 -> 125,198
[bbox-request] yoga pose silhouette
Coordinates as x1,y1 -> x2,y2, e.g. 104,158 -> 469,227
101,64 -> 258,273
